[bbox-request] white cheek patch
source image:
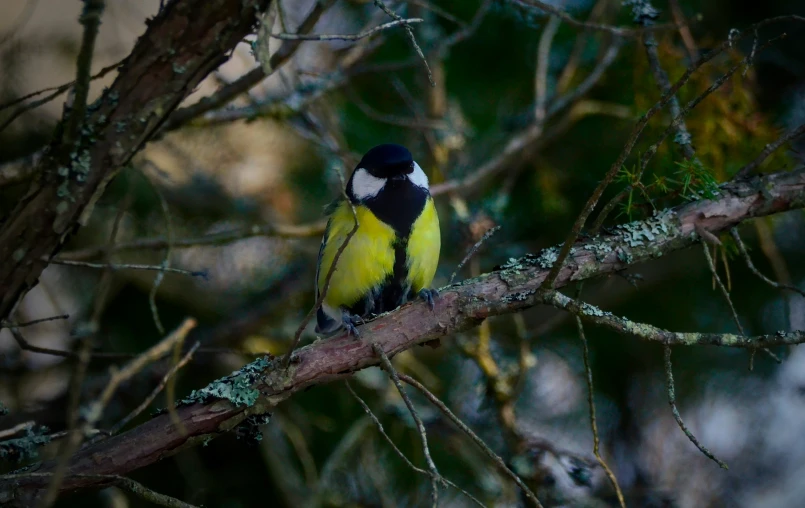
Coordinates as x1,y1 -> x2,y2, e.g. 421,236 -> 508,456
407,161 -> 429,190
350,167 -> 385,200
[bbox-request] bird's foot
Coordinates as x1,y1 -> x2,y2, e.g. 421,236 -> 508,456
418,288 -> 439,311
341,311 -> 363,338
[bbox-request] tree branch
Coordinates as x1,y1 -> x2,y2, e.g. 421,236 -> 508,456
2,167 -> 803,502
0,0 -> 274,322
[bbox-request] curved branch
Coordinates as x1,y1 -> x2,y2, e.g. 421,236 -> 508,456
2,167 -> 803,503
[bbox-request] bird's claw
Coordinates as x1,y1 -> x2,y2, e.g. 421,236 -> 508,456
418,288 -> 439,311
341,311 -> 362,338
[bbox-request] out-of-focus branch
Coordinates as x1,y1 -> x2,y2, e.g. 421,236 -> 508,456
514,0 -> 683,37
2,168 -> 803,503
734,122 -> 805,179
270,18 -> 422,41
160,0 -> 332,133
55,220 -> 326,262
539,17 -> 799,290
0,0 -> 275,324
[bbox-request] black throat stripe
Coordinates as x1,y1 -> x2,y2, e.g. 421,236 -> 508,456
364,180 -> 428,236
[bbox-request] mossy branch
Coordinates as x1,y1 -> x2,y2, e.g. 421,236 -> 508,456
2,167 -> 804,502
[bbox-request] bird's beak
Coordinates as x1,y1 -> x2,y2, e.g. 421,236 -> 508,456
390,174 -> 407,181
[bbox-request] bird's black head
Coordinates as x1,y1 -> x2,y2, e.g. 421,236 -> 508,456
346,143 -> 430,234
357,143 -> 414,180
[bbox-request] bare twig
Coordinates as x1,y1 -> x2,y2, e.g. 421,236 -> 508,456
271,18 -> 423,41
734,122 -> 805,179
1,314 -> 69,329
374,0 -> 434,86
373,344 -> 442,506
47,258 -> 206,277
282,168 -> 358,368
108,342 -> 200,436
0,421 -> 36,440
701,242 -> 745,335
639,7 -> 696,160
514,0 -> 682,37
730,228 -> 805,298
160,0 -> 333,133
63,0 -> 106,148
141,166 -> 174,335
346,382 -> 485,507
664,346 -> 728,469
669,0 -> 699,62
56,221 -> 326,261
449,226 -> 501,285
398,373 -> 542,507
2,473 -> 199,508
535,15 -> 561,125
430,38 -> 623,196
39,319 -> 197,506
573,286 -> 625,507
38,332 -> 93,508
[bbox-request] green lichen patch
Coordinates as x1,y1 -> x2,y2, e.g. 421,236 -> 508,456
178,355 -> 273,408
0,424 -> 51,463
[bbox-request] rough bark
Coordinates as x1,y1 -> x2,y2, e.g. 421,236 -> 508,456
2,167 -> 803,503
0,0 -> 272,321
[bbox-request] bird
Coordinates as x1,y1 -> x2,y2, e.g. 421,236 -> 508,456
314,143 -> 441,336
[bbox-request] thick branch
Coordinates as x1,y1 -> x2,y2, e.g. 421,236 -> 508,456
2,167 -> 804,502
0,0 -> 273,322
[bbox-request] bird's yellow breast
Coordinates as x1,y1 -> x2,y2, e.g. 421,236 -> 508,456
407,198 -> 440,293
318,203 -> 396,309
317,197 -> 440,310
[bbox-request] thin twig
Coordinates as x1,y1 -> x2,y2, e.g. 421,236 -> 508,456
271,18 -> 423,41
372,344 -> 441,506
430,37 -> 622,196
398,373 -> 543,507
374,0 -> 434,86
38,331 -> 93,508
38,319 -> 197,506
48,258 -> 207,277
2,473 -> 199,508
141,165 -> 174,335
63,0 -> 105,147
734,122 -> 805,179
535,16 -> 561,124
345,382 -> 485,507
282,168 -> 359,368
515,0 -> 682,37
701,242 -> 751,333
0,421 -> 35,440
640,13 -> 696,160
448,226 -> 500,285
663,346 -> 728,469
0,60 -> 121,135
730,228 -> 805,298
573,286 -> 625,508
161,0 -> 334,133
1,314 -> 69,329
56,221 -> 326,261
108,342 -> 200,436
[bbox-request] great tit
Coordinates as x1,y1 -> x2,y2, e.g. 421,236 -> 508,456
315,143 -> 441,336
